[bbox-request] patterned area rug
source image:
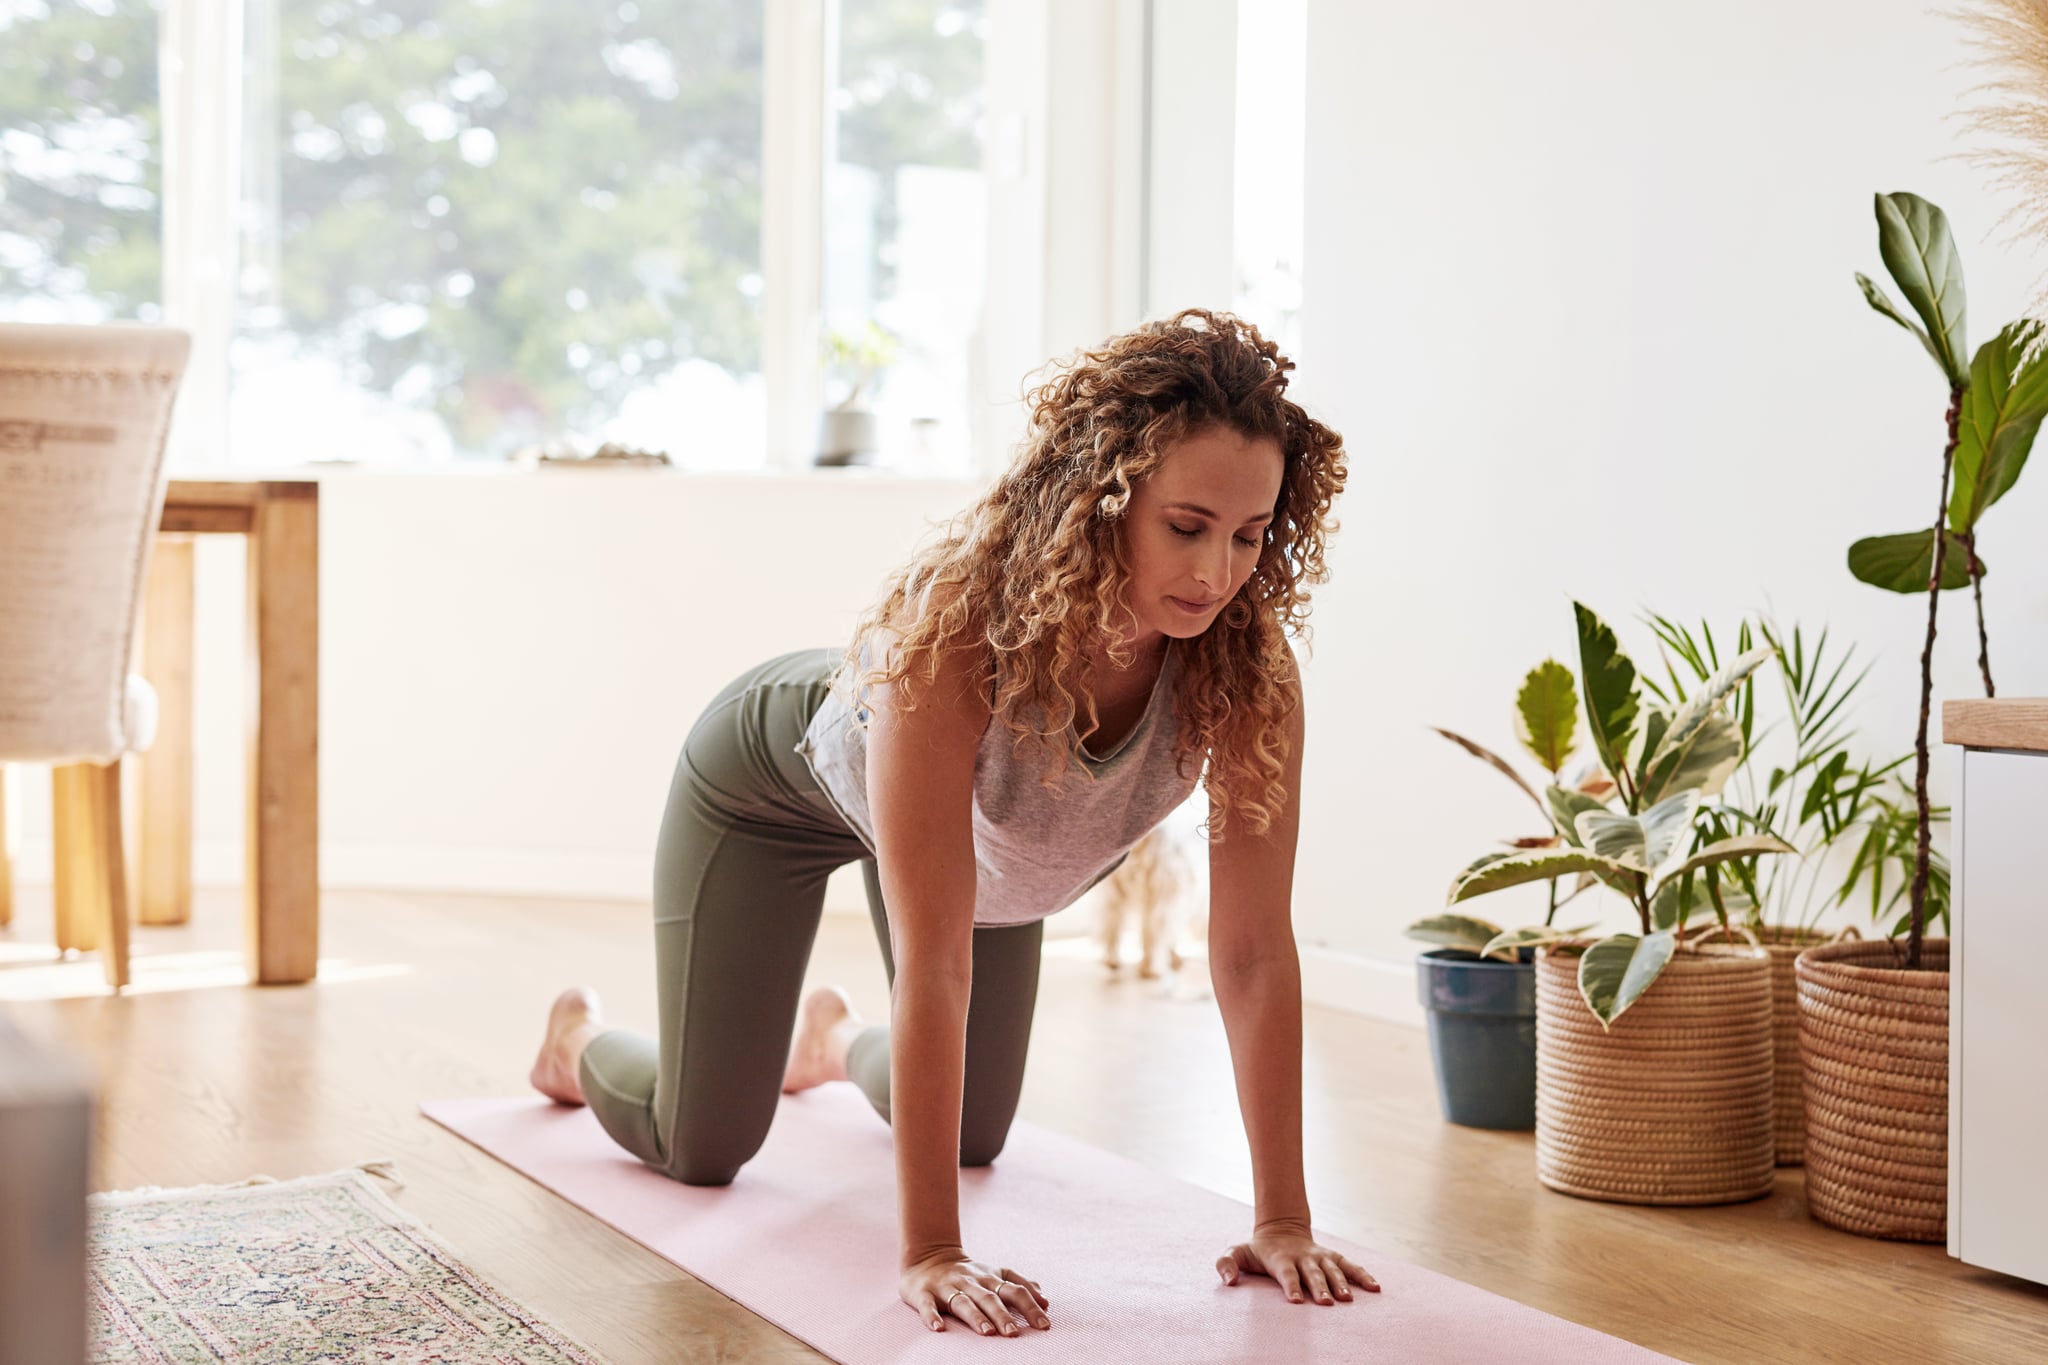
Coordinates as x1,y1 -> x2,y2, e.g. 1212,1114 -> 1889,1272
88,1163 -> 606,1364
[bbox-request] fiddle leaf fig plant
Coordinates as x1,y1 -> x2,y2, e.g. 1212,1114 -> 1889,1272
1440,603 -> 1797,1029
1848,191 -> 2040,969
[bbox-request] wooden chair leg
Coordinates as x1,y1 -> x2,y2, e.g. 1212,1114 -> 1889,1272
51,763 -> 131,989
52,766 -> 93,953
92,760 -> 132,991
0,763 -> 13,929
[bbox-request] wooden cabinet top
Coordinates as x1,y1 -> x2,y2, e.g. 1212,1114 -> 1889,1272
1944,699 -> 2048,753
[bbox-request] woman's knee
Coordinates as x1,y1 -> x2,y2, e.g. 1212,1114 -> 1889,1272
662,1150 -> 745,1187
958,1125 -> 1013,1168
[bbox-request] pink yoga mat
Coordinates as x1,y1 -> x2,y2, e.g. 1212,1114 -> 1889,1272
422,1089 -> 1672,1364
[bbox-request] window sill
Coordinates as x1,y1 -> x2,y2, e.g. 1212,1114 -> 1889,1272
171,460 -> 992,490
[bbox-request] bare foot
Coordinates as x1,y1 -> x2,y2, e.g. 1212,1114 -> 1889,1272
782,985 -> 864,1094
531,987 -> 606,1105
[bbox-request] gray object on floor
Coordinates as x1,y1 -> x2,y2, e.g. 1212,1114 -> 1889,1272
0,1012 -> 94,1365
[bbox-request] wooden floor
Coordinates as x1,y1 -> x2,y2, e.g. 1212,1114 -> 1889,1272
5,886 -> 2046,1365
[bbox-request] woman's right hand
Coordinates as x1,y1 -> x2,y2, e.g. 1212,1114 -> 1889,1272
901,1249 -> 1052,1336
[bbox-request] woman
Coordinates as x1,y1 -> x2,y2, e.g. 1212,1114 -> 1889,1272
529,308 -> 1373,1338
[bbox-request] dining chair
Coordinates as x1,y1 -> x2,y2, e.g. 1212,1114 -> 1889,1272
0,322 -> 191,990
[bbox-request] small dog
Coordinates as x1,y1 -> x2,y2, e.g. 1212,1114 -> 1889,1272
1095,826 -> 1200,978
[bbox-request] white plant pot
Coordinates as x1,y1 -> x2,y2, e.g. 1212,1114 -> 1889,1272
816,408 -> 879,466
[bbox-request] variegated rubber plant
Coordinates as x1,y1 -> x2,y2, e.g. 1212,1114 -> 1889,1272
1434,604 -> 1797,1028
1404,659 -> 1608,966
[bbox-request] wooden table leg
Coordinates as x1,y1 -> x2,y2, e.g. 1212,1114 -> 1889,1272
245,484 -> 319,985
139,534 -> 195,926
89,761 -> 131,990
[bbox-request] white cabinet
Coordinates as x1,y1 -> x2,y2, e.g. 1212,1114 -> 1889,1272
1949,722 -> 2048,1286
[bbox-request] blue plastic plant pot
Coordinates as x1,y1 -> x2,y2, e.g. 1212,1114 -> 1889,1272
1415,947 -> 1537,1130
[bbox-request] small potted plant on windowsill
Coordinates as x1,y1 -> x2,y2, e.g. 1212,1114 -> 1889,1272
816,321 -> 899,467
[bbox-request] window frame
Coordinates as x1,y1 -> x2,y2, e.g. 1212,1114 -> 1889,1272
149,0 -> 1119,479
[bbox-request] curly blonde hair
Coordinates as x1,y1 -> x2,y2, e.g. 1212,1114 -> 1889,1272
834,308 -> 1348,841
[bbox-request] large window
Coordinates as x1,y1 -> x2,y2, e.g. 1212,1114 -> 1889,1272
232,0 -> 766,466
823,0 -> 984,475
1231,0 -> 1304,362
2,0 -> 1012,474
0,0 -> 164,325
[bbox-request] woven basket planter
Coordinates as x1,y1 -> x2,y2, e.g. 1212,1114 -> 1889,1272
1534,941 -> 1775,1205
1795,938 -> 1949,1242
1754,926 -> 1854,1166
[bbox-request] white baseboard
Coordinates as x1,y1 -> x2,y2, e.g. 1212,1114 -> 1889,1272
1298,945 -> 1423,1029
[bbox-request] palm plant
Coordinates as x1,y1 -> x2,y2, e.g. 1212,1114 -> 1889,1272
1640,613 -> 1949,938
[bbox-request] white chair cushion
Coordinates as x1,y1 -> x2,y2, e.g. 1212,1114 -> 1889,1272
0,322 -> 190,765
123,674 -> 158,755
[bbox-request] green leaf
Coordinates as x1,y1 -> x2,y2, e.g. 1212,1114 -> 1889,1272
1545,785 -> 1610,848
1576,789 -> 1699,870
1661,833 -> 1797,885
1573,603 -> 1639,796
1642,712 -> 1746,806
1637,790 -> 1702,868
1848,529 -> 1978,592
1856,271 -> 1941,370
1638,645 -> 1773,806
1431,727 -> 1546,814
1874,192 -> 1968,387
1514,660 -> 1579,777
1951,320 -> 2048,534
1405,913 -> 1503,952
1478,924 -> 1598,960
1631,708 -> 1672,794
1448,849 -> 1641,904
1578,931 -> 1677,1028
1651,879 -> 1755,931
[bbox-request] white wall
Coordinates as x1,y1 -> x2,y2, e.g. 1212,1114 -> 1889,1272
1291,0 -> 2048,995
8,469 -> 988,922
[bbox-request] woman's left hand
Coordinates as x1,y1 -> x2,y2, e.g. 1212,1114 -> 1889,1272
1215,1220 -> 1380,1303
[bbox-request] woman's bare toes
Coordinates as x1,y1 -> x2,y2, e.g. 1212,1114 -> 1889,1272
531,987 -> 604,1105
782,985 -> 860,1093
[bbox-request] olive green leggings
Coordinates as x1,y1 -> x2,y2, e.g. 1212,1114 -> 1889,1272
578,647 -> 1043,1186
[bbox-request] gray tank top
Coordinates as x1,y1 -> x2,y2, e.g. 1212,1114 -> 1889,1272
794,638 -> 1201,927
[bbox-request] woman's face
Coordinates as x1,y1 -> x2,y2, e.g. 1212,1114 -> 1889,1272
1117,425 -> 1286,650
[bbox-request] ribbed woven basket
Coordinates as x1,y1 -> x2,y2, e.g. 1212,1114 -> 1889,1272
1752,926 -> 1856,1166
1534,941 -> 1775,1205
1794,938 -> 1948,1242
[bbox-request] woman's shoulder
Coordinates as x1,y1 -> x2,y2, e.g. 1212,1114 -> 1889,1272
862,612 -> 994,730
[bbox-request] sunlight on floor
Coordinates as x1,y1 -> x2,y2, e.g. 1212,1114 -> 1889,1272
0,948 -> 413,1001
1042,933 -> 1214,1002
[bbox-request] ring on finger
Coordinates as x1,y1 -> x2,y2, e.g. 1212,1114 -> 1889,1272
946,1289 -> 971,1313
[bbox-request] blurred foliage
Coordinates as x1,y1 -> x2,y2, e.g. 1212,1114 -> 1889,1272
0,0 -> 165,314
1,0 -> 984,455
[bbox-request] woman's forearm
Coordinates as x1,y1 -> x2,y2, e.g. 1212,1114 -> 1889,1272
891,971 -> 974,1267
1212,952 -> 1312,1229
